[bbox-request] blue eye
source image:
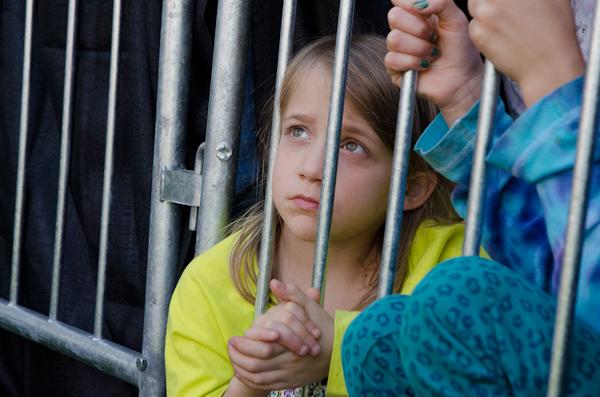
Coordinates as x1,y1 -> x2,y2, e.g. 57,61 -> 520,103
341,141 -> 366,154
290,126 -> 310,139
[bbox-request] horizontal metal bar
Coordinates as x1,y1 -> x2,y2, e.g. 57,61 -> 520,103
0,299 -> 145,386
160,169 -> 202,207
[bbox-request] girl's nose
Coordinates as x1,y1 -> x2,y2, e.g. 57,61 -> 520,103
298,137 -> 325,183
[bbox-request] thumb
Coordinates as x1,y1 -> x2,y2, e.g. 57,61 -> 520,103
269,279 -> 313,309
393,0 -> 466,26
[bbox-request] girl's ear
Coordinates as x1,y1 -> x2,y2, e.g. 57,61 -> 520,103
403,171 -> 438,211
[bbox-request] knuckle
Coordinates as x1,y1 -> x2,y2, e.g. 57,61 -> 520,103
468,21 -> 484,47
384,52 -> 395,70
246,360 -> 260,373
387,7 -> 401,27
384,52 -> 403,71
263,344 -> 274,357
264,319 -> 276,329
280,311 -> 293,325
386,30 -> 401,50
473,1 -> 495,22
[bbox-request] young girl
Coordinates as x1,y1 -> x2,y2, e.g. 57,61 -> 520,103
342,0 -> 600,395
165,34 -> 469,396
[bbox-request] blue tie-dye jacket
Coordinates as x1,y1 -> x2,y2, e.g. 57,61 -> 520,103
415,76 -> 600,331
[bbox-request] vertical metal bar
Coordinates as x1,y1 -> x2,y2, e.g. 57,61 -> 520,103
10,0 -> 35,304
255,0 -> 297,317
377,71 -> 418,298
311,0 -> 355,301
140,0 -> 194,394
462,61 -> 499,257
547,3 -> 600,395
94,0 -> 121,338
194,0 -> 251,255
49,0 -> 78,321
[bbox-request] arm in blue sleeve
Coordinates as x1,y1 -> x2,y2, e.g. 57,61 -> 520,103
486,76 -> 600,331
416,100 -> 554,290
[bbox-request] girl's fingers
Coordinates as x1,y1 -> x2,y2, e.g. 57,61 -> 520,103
232,363 -> 289,391
229,341 -> 296,389
273,301 -> 321,339
387,29 -> 439,61
264,318 -> 320,356
230,335 -> 286,359
242,326 -> 280,343
384,52 -> 433,74
388,6 -> 434,41
228,339 -> 272,373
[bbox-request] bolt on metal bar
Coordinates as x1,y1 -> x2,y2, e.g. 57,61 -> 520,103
0,299 -> 144,386
194,0 -> 251,255
10,0 -> 35,304
94,0 -> 122,338
547,3 -> 600,396
255,0 -> 297,317
50,0 -> 78,321
377,70 -> 418,298
311,0 -> 355,302
462,61 -> 499,257
141,0 -> 194,394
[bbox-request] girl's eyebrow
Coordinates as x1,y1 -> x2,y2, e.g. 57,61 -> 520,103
283,114 -> 314,123
342,123 -> 379,145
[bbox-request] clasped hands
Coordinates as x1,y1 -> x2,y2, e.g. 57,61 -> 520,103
227,279 -> 334,392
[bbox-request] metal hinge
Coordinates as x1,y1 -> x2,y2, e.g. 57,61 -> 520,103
160,143 -> 204,231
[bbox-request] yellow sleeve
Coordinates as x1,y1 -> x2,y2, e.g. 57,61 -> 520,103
325,310 -> 359,397
165,266 -> 232,397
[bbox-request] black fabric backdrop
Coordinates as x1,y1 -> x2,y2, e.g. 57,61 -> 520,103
0,1 -> 468,395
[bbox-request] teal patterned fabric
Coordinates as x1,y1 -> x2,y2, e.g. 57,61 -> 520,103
415,77 -> 600,333
342,257 -> 600,396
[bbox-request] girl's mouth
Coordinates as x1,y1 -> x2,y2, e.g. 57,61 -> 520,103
291,194 -> 320,211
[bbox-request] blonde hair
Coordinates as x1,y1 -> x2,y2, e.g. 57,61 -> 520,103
228,34 -> 459,309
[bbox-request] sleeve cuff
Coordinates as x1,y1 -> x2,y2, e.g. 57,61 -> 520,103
326,310 -> 359,397
487,76 -> 590,182
416,99 -> 507,184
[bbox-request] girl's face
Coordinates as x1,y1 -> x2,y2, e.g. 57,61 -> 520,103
272,64 -> 393,244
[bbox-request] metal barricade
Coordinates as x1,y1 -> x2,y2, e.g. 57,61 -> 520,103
1,0 -> 597,395
0,0 -> 248,395
254,2 -> 598,397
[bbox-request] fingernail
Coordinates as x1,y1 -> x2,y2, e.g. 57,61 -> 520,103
412,0 -> 429,10
299,345 -> 309,356
431,47 -> 440,58
311,327 -> 321,338
420,59 -> 431,68
311,344 -> 321,356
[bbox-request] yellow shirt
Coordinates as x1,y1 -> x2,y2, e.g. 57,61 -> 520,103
166,220 -> 468,396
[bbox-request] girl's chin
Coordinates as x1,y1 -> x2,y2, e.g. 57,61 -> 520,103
281,222 -> 318,242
